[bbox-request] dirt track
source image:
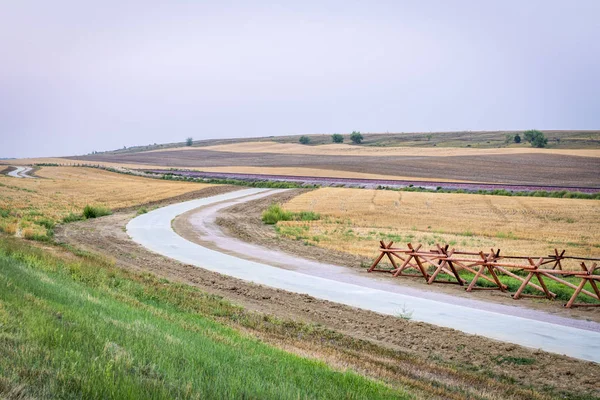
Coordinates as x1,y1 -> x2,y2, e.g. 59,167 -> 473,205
54,187 -> 600,398
70,148 -> 600,187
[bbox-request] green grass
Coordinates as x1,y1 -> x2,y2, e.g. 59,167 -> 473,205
136,207 -> 148,215
0,237 -> 408,399
83,205 -> 112,219
436,270 -> 600,304
262,204 -> 321,225
62,212 -> 85,223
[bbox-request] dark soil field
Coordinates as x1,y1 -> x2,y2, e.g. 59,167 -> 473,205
71,149 -> 600,187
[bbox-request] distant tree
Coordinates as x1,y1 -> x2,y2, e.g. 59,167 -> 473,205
350,131 -> 363,144
426,134 -> 433,141
186,137 -> 193,146
299,135 -> 311,145
331,134 -> 344,143
514,134 -> 521,144
505,134 -> 514,144
523,130 -> 547,148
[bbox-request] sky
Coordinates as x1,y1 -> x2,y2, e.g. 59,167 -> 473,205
1,0 -> 599,158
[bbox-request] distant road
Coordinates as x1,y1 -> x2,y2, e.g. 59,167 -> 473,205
147,169 -> 600,194
7,166 -> 35,179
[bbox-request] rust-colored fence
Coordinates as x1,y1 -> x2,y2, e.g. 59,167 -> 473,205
368,242 -> 600,308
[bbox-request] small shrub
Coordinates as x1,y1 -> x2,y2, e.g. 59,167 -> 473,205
331,134 -> 344,143
137,207 -> 148,215
350,131 -> 363,144
299,135 -> 311,145
262,204 -> 292,224
62,213 -> 84,223
83,205 -> 112,219
514,134 -> 521,143
262,204 -> 321,225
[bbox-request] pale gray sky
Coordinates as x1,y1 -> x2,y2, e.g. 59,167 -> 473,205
1,0 -> 599,158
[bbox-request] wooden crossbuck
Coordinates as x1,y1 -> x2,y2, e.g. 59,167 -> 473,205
368,243 -> 600,308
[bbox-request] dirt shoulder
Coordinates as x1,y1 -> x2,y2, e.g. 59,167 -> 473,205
54,186 -> 600,399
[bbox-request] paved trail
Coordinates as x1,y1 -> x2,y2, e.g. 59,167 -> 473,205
127,188 -> 600,363
7,166 -> 35,178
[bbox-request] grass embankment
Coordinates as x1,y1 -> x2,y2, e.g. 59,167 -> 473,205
0,236 -> 407,399
0,167 -> 210,241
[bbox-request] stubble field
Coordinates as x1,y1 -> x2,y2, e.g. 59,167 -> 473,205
0,167 -> 212,239
280,187 -> 600,265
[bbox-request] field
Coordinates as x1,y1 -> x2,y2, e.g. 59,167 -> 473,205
0,167 -> 212,240
200,141 -> 600,157
70,148 -> 600,186
281,187 -> 600,263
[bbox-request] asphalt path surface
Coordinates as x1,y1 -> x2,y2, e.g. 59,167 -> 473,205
7,166 -> 35,178
127,188 -> 600,363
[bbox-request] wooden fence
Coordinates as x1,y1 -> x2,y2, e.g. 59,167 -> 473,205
368,242 -> 600,308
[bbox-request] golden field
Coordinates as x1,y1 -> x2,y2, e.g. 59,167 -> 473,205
281,188 -> 600,267
0,167 -> 211,239
199,141 -> 600,158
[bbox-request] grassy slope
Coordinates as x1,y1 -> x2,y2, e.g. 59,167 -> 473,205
0,237 -> 408,399
93,130 -> 600,155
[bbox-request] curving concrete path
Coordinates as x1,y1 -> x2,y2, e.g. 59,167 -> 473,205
127,188 -> 600,363
7,166 -> 35,178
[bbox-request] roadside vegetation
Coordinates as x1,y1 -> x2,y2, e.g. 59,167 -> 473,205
0,236 -> 407,399
262,203 -> 320,224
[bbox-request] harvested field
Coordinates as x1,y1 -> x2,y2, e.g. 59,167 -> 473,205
281,188 -> 600,264
71,149 -> 600,187
200,141 -> 600,158
0,166 -> 213,239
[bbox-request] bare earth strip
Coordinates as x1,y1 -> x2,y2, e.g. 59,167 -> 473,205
55,189 -> 600,398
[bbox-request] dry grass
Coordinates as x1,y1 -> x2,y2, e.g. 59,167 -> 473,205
281,188 -> 600,268
199,141 -> 600,158
0,167 -> 211,238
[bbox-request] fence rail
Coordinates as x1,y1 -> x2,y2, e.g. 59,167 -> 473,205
368,242 -> 600,308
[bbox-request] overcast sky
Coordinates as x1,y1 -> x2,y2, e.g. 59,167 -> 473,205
1,1 -> 599,158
